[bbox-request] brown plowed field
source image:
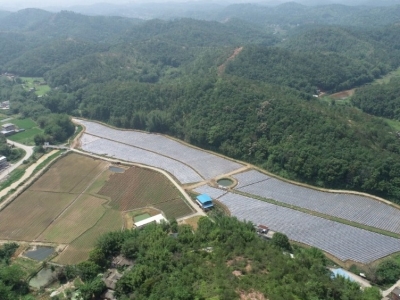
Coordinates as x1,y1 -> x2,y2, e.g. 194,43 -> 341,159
53,209 -> 123,265
31,154 -> 107,193
99,167 -> 193,219
0,191 -> 76,241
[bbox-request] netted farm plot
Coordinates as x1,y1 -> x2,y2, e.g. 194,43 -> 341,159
77,119 -> 243,180
98,167 -> 193,219
194,184 -> 228,199
81,135 -> 203,184
218,192 -> 400,264
233,170 -> 400,234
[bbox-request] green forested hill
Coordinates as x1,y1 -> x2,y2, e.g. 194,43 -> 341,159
280,26 -> 400,68
352,77 -> 400,119
4,39 -> 109,77
122,18 -> 277,47
217,3 -> 400,27
225,46 -> 377,93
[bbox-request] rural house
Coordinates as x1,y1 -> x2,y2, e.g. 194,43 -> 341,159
1,123 -> 16,136
389,287 -> 400,300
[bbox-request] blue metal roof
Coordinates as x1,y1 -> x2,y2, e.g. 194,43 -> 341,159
196,194 -> 212,204
331,268 -> 355,282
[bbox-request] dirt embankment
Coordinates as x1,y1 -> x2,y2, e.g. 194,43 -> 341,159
218,47 -> 243,75
330,89 -> 355,100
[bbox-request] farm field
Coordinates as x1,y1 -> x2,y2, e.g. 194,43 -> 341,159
7,117 -> 43,145
233,170 -> 400,234
20,77 -> 51,96
194,185 -> 400,264
0,152 -> 194,264
98,166 -> 194,219
53,209 -> 124,265
76,119 -> 243,181
80,134 -> 203,184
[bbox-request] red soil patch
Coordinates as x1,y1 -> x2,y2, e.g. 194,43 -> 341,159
218,47 -> 244,75
330,89 -> 355,100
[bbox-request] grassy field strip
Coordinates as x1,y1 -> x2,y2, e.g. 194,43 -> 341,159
32,162 -> 109,241
53,209 -> 124,265
374,67 -> 400,85
20,77 -> 51,96
0,151 -> 60,208
232,189 -> 400,239
37,195 -> 108,243
7,118 -> 44,146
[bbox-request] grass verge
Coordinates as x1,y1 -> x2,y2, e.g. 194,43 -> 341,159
0,168 -> 25,193
32,150 -> 63,175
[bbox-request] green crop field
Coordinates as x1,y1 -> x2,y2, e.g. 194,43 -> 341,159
10,118 -> 36,129
20,77 -> 51,96
7,118 -> 43,145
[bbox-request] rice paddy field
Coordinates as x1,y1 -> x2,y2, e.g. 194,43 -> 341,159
0,153 -> 195,264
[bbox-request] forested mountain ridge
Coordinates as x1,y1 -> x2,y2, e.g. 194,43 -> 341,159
0,9 -> 141,42
42,1 -> 400,27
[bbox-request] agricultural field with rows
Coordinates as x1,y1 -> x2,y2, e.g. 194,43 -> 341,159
0,152 -> 196,264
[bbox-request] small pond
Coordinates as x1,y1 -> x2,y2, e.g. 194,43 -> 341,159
24,246 -> 54,261
217,178 -> 234,187
109,166 -> 125,173
29,268 -> 54,289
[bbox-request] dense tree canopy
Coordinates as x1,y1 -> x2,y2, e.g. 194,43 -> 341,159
66,216 -> 381,300
352,78 -> 400,120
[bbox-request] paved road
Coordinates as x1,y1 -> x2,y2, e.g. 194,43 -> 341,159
0,140 -> 34,182
382,279 -> 400,297
0,150 -> 58,205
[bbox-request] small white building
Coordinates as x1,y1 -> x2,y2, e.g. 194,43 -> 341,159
134,214 -> 167,228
